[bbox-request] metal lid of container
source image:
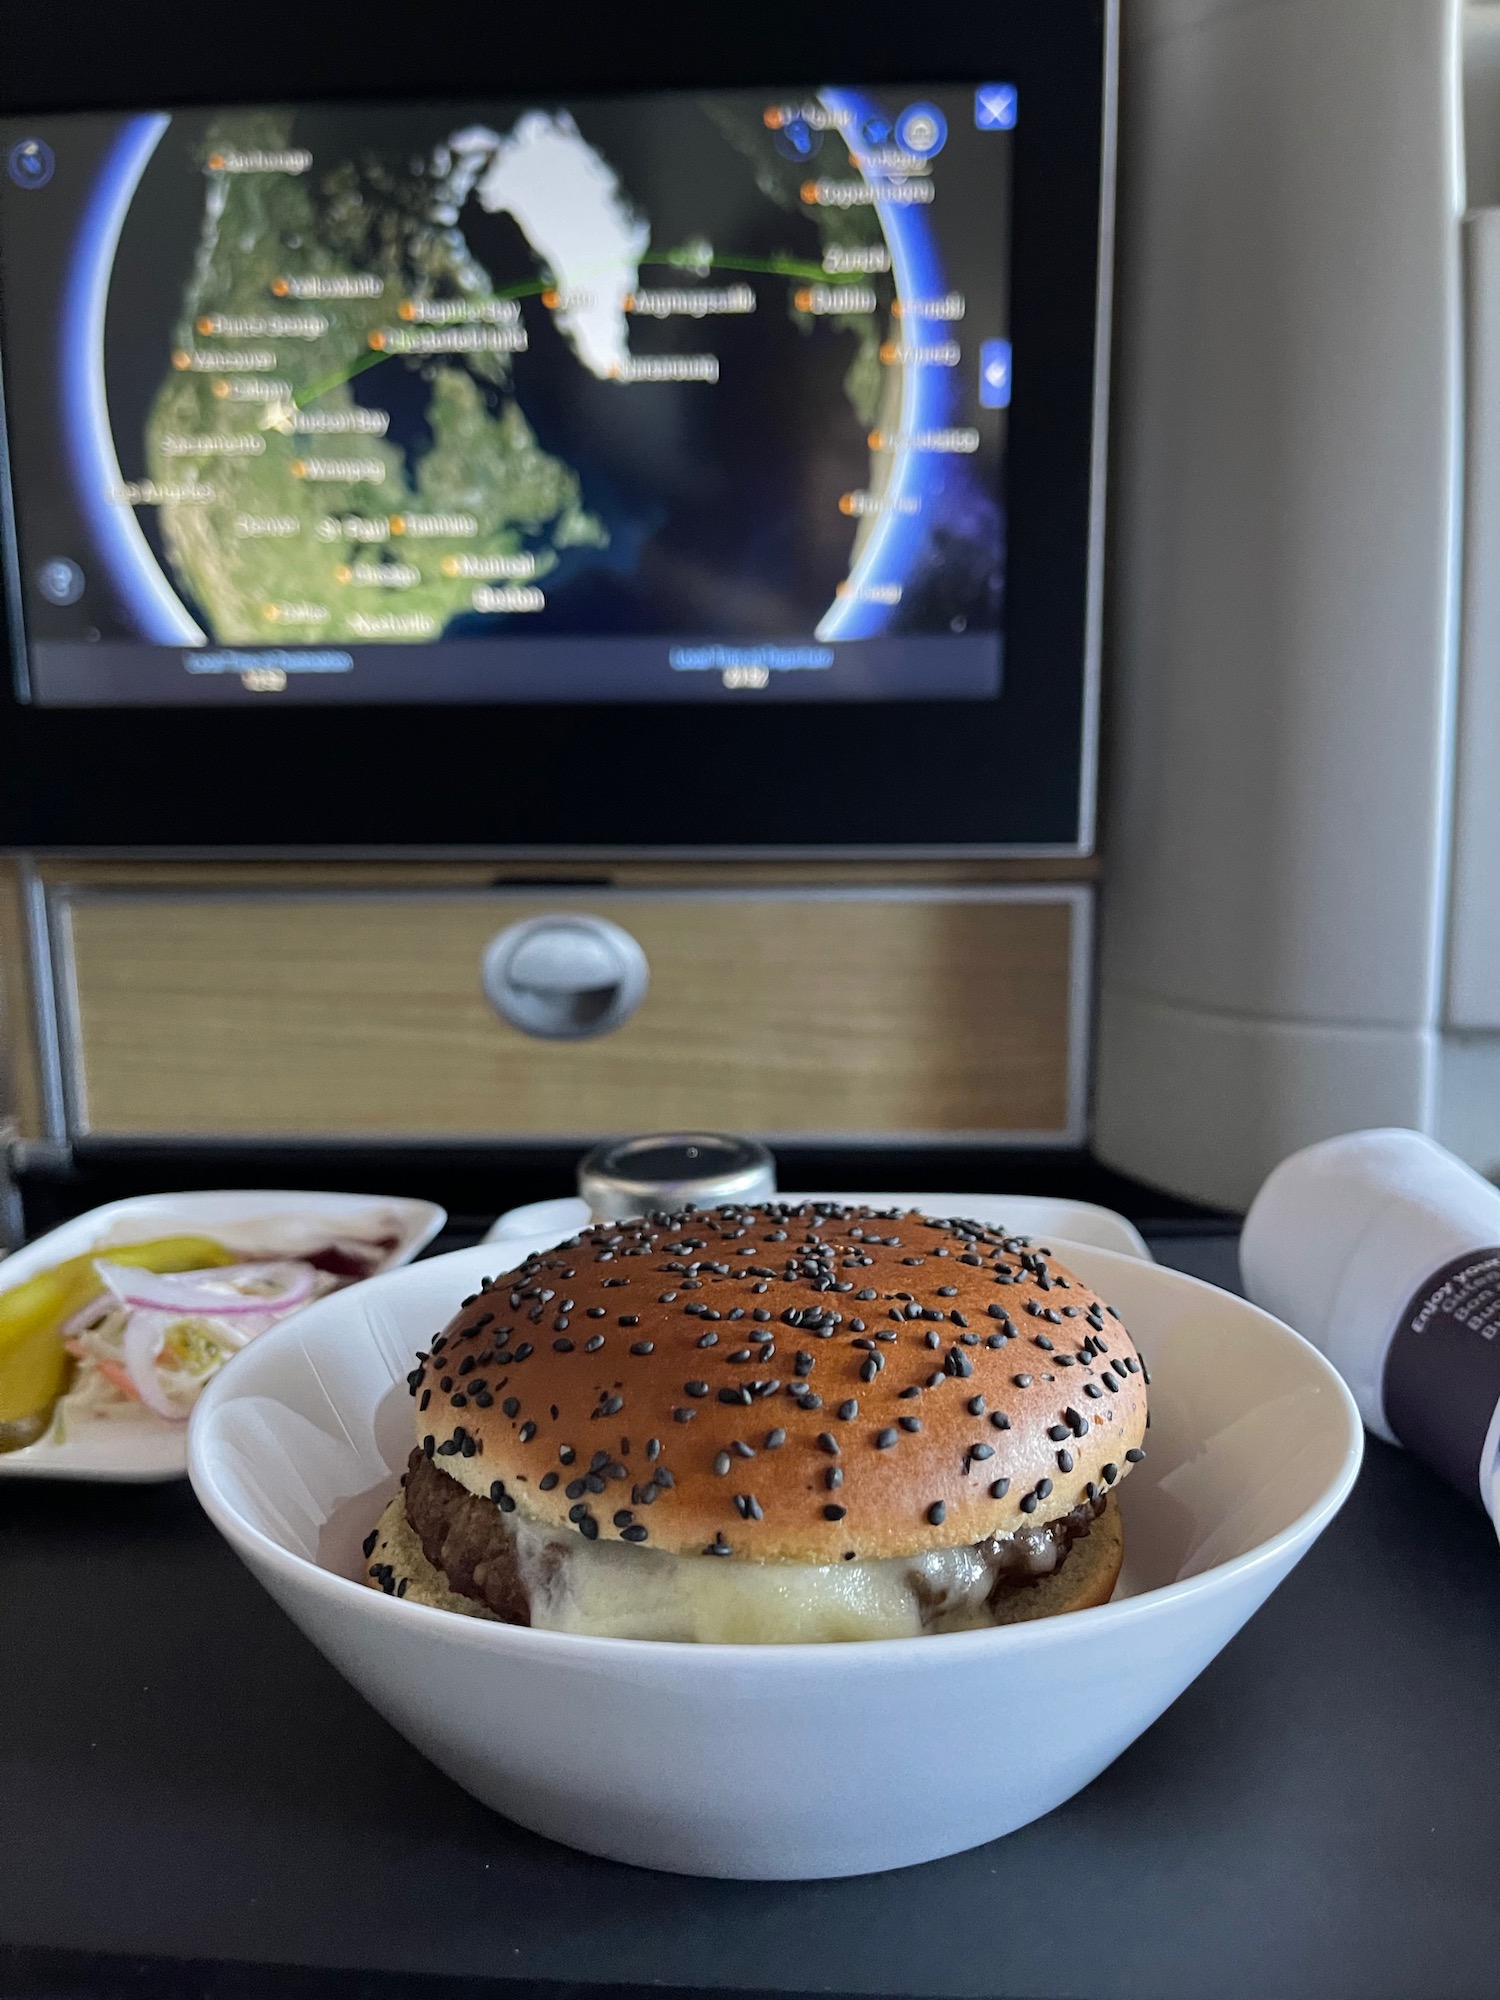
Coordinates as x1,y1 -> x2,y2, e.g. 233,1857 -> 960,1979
577,1133 -> 776,1221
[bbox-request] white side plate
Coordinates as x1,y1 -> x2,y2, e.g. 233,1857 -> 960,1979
0,1189 -> 445,1483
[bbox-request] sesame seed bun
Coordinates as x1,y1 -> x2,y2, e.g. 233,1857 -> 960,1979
406,1204 -> 1147,1564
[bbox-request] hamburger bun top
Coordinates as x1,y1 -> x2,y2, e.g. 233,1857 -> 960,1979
407,1203 -> 1147,1564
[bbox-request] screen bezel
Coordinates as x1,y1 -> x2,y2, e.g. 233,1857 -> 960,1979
0,0 -> 1112,854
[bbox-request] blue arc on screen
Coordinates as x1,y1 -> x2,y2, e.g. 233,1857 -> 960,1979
62,113 -> 204,645
815,84 -> 954,645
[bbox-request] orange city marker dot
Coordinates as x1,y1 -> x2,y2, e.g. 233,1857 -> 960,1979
398,301 -> 415,319
290,461 -> 307,478
368,331 -> 386,349
838,493 -> 856,515
542,289 -> 560,309
271,279 -> 289,296
793,289 -> 812,312
763,107 -> 783,128
207,153 -> 225,171
868,430 -> 885,450
800,180 -> 819,203
879,341 -> 897,364
171,351 -> 191,370
389,516 -> 405,535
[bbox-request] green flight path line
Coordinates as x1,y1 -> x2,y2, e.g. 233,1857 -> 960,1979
292,249 -> 870,408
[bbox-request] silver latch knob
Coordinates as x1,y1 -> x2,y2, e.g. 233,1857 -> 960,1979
481,913 -> 649,1040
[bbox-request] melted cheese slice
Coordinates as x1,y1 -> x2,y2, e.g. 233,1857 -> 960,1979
509,1517 -> 1001,1643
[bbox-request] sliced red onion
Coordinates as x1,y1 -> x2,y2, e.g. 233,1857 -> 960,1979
61,1294 -> 120,1344
93,1258 -> 317,1318
121,1310 -> 190,1420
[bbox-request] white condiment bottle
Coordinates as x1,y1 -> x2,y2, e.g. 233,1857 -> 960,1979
1242,1128 -> 1500,1528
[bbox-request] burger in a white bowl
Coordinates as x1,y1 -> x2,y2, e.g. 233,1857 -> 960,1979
189,1197 -> 1362,1879
365,1203 -> 1148,1642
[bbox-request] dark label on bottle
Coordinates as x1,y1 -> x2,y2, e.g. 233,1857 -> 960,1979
1383,1247 -> 1500,1507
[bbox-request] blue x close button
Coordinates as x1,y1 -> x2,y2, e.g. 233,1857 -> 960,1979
974,85 -> 1017,131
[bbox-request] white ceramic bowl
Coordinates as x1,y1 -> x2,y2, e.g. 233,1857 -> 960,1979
189,1238 -> 1363,1880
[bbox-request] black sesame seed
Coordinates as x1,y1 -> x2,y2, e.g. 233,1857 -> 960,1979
519,1421 -> 536,1443
989,1478 -> 1010,1500
502,1397 -> 520,1418
817,1432 -> 841,1456
362,1530 -> 379,1557
899,1416 -> 922,1433
1085,1382 -> 1103,1399
823,1504 -> 847,1521
1103,1462 -> 1119,1484
1057,1450 -> 1074,1473
1020,1492 -> 1039,1514
621,1524 -> 649,1542
989,1412 -> 1011,1431
1126,1447 -> 1146,1462
926,1500 -> 947,1526
686,1381 -> 709,1397
1036,1477 -> 1053,1499
673,1408 -> 696,1423
1014,1374 -> 1032,1388
630,1341 -> 655,1356
875,1427 -> 898,1449
970,1442 -> 994,1460
837,1399 -> 858,1421
713,1451 -> 732,1476
705,1537 -> 733,1556
579,1515 -> 599,1540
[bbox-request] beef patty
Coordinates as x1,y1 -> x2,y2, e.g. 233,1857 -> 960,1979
402,1449 -> 1105,1628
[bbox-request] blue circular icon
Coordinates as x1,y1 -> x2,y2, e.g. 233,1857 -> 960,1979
37,557 -> 83,606
860,113 -> 892,147
8,138 -> 54,189
896,104 -> 947,159
773,117 -> 821,163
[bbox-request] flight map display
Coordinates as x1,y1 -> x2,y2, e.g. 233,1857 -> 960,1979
0,85 -> 1014,705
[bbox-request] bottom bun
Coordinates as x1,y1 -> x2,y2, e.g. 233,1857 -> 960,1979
364,1495 -> 503,1621
985,1496 -> 1123,1623
361,1491 -> 1124,1635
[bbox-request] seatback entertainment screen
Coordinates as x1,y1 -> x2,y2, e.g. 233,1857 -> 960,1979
0,84 -> 1014,706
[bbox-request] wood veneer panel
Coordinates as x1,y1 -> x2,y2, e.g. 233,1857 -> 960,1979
61,889 -> 1080,1138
